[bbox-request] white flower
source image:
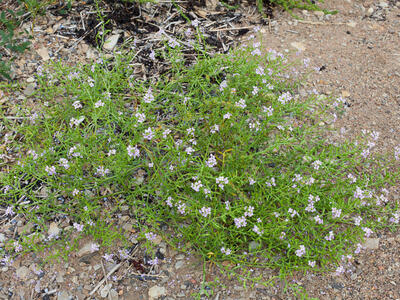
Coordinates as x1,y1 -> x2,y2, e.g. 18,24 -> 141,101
295,245 -> 306,257
135,112 -> 146,123
72,100 -> 82,109
191,180 -> 203,192
127,145 -> 140,158
235,99 -> 246,109
331,207 -> 342,219
216,176 -> 229,189
219,80 -> 227,91
94,100 -> 105,108
45,165 -> 56,176
199,207 -> 211,218
210,124 -> 219,134
185,147 -> 195,155
206,154 -> 217,168
143,88 -> 154,103
69,116 -> 85,128
143,127 -> 155,140
223,112 -> 232,119
263,106 -> 273,117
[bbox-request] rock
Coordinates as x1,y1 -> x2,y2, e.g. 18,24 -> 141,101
86,47 -> 97,59
26,77 -> 35,83
347,21 -> 357,28
148,286 -> 166,300
122,223 -> 132,232
341,90 -> 350,98
314,11 -> 324,20
120,205 -> 129,211
0,233 -> 6,243
57,291 -> 72,300
78,242 -> 98,257
103,34 -> 120,51
56,272 -> 65,283
100,283 -> 112,298
16,266 -> 30,280
153,235 -> 162,245
378,1 -> 388,8
366,7 -> 374,16
109,289 -> 119,300
175,254 -> 185,260
363,238 -> 380,250
23,83 -> 36,96
48,222 -> 60,236
175,260 -> 184,270
36,47 -> 50,61
290,41 -> 306,52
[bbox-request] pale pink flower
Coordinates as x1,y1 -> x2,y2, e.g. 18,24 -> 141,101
295,245 -> 306,257
45,165 -> 56,176
94,100 -> 104,108
199,207 -> 211,218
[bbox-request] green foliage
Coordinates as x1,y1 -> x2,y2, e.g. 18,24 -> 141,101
0,33 -> 399,293
257,0 -> 337,16
0,4 -> 31,80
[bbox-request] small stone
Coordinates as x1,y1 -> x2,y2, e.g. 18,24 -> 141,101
153,235 -> 162,245
378,1 -> 388,8
120,205 -> 129,211
175,260 -> 184,270
290,41 -> 306,52
341,90 -> 350,98
103,34 -> 120,51
16,266 -> 30,280
175,254 -> 185,260
26,77 -> 35,83
363,238 -> 380,250
57,291 -> 72,300
122,223 -> 132,232
36,47 -> 50,61
314,11 -> 324,20
78,242 -> 98,257
0,233 -> 6,243
100,283 -> 112,298
56,272 -> 65,283
109,289 -> 119,300
148,286 -> 166,300
48,222 -> 60,236
366,7 -> 374,16
23,83 -> 36,96
350,273 -> 357,280
347,21 -> 357,28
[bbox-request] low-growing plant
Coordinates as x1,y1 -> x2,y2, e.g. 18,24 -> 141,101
0,34 -> 399,290
0,3 -> 31,80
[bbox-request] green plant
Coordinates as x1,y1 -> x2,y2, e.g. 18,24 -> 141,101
0,34 -> 399,294
0,3 -> 31,80
256,0 -> 337,16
